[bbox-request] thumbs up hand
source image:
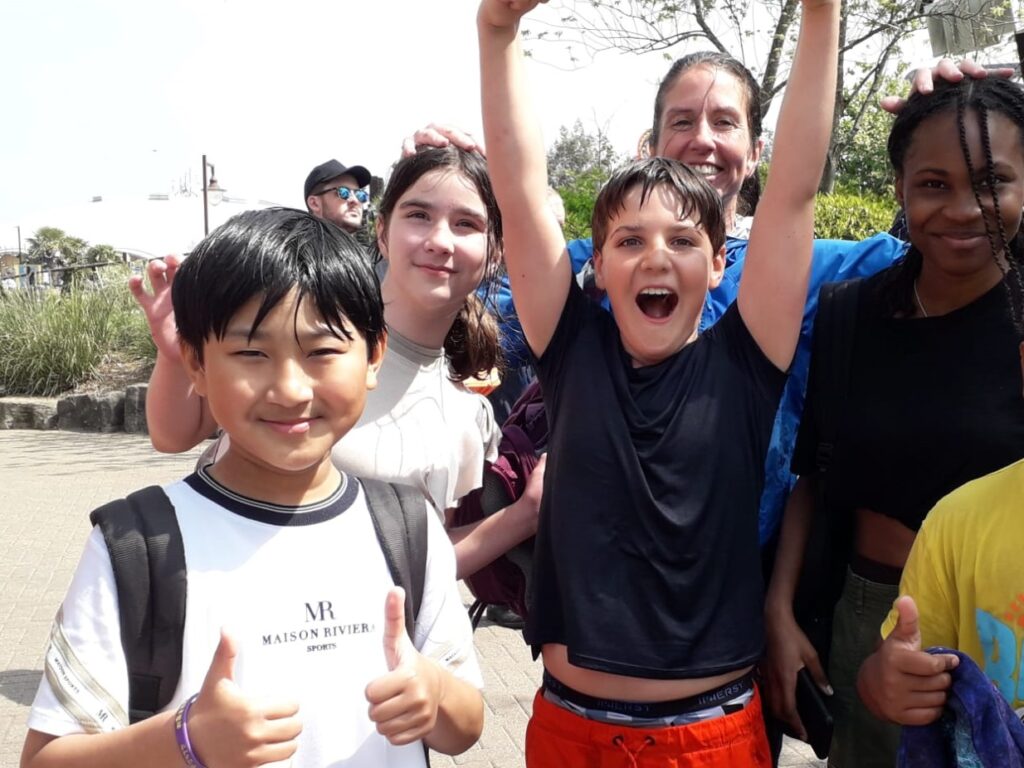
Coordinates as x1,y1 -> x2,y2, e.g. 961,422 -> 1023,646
856,597 -> 959,726
187,629 -> 303,768
366,588 -> 444,746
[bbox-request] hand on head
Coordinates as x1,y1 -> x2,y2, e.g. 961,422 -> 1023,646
127,256 -> 183,360
881,58 -> 1016,114
365,587 -> 444,745
401,124 -> 486,159
856,596 -> 958,726
187,629 -> 303,768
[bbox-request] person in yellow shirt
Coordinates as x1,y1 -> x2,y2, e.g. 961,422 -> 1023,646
858,457 -> 1024,723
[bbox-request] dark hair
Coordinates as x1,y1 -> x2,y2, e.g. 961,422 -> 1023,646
882,77 -> 1024,329
650,52 -> 764,215
173,207 -> 385,362
591,157 -> 726,256
374,146 -> 503,381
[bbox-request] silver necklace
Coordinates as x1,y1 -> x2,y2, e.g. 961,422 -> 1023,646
913,280 -> 929,318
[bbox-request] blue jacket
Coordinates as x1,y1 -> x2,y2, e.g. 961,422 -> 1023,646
899,649 -> 1024,768
494,233 -> 907,544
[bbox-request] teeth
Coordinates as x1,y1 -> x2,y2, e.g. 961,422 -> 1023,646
690,164 -> 720,175
640,288 -> 672,297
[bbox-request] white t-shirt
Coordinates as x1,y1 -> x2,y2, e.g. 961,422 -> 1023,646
334,330 -> 499,512
28,470 -> 482,768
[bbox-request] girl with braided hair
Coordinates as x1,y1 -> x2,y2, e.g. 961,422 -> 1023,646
763,75 -> 1024,767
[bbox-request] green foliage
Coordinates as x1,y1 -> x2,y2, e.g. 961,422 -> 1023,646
558,166 -> 605,241
547,121 -> 626,241
833,78 -> 899,196
548,120 -> 622,190
26,227 -> 87,269
814,190 -> 898,242
0,264 -> 155,396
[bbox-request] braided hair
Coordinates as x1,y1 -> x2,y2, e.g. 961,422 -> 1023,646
883,77 -> 1024,332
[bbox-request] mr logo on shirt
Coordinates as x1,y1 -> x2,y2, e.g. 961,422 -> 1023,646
306,601 -> 336,622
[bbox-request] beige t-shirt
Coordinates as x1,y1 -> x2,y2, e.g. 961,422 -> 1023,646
200,331 -> 500,513
333,330 -> 499,512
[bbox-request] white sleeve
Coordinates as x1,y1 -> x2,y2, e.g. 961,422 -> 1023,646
26,528 -> 131,737
412,509 -> 483,689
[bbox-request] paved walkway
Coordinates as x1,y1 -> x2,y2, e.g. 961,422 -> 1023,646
0,431 -> 822,767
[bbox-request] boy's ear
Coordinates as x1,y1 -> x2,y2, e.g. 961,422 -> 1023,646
365,331 -> 388,391
375,218 -> 389,261
707,242 -> 727,290
592,251 -> 605,291
179,341 -> 209,398
894,173 -> 905,210
307,195 -> 322,217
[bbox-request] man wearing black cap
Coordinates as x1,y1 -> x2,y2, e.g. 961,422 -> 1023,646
303,159 -> 372,234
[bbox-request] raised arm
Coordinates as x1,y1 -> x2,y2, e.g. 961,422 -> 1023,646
129,258 -> 217,452
738,0 -> 840,370
478,0 -> 570,358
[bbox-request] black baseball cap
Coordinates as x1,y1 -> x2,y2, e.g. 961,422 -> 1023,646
303,159 -> 372,200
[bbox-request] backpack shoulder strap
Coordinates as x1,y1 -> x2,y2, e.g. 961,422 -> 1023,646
88,485 -> 186,723
361,479 -> 428,640
812,278 -> 863,475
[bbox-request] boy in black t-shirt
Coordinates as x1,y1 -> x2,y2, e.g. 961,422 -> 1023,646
477,0 -> 840,764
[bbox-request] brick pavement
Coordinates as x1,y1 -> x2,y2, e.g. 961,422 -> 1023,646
0,430 -> 822,767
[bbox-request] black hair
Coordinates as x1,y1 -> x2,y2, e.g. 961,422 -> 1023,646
591,157 -> 726,256
373,146 -> 503,382
173,207 -> 385,362
882,77 -> 1024,330
650,51 -> 764,215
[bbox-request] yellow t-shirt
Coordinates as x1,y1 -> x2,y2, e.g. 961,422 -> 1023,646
881,458 -> 1024,708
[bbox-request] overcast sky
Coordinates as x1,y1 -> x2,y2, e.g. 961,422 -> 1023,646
0,1 -> 679,234
0,0 -> 947,253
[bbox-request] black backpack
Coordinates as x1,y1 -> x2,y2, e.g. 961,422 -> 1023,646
89,478 -> 428,724
792,278 -> 862,667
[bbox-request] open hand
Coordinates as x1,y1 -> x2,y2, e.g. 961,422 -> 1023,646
881,58 -> 1015,114
188,630 -> 303,768
366,588 -> 443,746
401,124 -> 485,159
856,596 -> 958,725
127,256 -> 183,361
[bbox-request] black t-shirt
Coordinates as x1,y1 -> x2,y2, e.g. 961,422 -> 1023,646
528,282 -> 786,679
793,271 -> 1024,530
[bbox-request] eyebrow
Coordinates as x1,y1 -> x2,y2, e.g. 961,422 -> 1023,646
223,324 -> 345,341
399,198 -> 487,223
664,105 -> 742,120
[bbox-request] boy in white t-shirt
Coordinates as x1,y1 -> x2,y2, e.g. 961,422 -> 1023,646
21,208 -> 484,768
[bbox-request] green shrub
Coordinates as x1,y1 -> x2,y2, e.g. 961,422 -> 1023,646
0,265 -> 155,396
814,190 -> 898,242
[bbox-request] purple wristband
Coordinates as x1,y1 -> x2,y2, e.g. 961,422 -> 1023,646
174,694 -> 209,768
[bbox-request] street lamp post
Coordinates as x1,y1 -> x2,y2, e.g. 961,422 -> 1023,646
202,155 -> 224,236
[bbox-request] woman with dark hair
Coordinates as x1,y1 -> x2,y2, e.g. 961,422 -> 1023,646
764,75 -> 1024,767
132,146 -> 545,580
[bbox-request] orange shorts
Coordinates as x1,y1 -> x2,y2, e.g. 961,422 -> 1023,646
525,686 -> 773,768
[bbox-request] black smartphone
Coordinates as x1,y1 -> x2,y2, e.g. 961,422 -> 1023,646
795,667 -> 834,760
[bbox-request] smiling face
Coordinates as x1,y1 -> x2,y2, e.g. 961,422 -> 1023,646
653,65 -> 763,226
377,168 -> 490,332
183,287 -> 383,499
896,109 -> 1024,279
593,183 -> 725,367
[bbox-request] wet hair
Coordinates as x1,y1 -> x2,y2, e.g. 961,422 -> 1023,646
882,77 -> 1024,330
650,51 -> 764,214
173,207 -> 385,363
591,156 -> 726,256
373,146 -> 503,381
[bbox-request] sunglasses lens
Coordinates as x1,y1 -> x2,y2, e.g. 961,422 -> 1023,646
356,190 -> 369,203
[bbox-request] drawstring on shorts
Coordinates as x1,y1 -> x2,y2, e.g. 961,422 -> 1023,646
612,734 -> 656,767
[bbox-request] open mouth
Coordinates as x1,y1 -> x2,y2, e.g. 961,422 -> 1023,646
689,163 -> 722,179
636,288 -> 679,320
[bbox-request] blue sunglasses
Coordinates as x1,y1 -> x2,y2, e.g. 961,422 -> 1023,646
317,186 -> 369,204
